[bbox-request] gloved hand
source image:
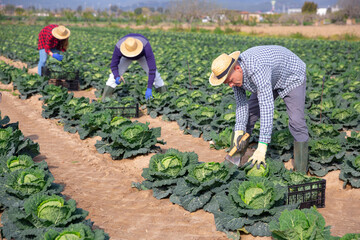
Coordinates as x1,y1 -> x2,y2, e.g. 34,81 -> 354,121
145,88 -> 153,100
115,76 -> 125,85
248,142 -> 268,169
52,53 -> 63,61
233,130 -> 245,150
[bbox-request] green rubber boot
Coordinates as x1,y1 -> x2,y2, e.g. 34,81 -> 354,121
102,85 -> 115,102
155,85 -> 167,93
294,141 -> 309,173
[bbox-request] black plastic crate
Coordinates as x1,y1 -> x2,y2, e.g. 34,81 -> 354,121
42,66 -> 79,82
106,103 -> 139,118
287,179 -> 326,209
48,79 -> 80,91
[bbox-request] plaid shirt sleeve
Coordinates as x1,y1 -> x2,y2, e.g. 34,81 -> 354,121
233,86 -> 248,132
252,65 -> 274,143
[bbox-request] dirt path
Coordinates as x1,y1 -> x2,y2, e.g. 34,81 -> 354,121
1,54 -> 360,238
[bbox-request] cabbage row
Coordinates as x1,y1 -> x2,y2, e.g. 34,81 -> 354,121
0,113 -> 109,239
0,65 -> 165,160
133,148 -> 356,238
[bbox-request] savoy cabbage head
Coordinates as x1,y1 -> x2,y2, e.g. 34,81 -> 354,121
208,178 -> 298,237
95,121 -> 165,160
339,155 -> 360,188
169,161 -> 242,212
132,149 -> 198,199
41,223 -> 109,240
0,167 -> 62,208
269,207 -> 332,240
1,193 -> 89,239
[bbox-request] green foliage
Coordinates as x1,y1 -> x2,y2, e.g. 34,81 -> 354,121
340,155 -> 360,188
95,122 -> 165,160
42,223 -> 109,240
210,127 -> 232,150
13,73 -> 48,99
246,164 -> 269,178
132,149 -> 198,199
235,179 -> 278,210
302,2 -> 318,14
0,126 -> 40,158
0,155 -> 34,175
189,162 -> 228,183
1,193 -> 89,239
269,207 -> 332,240
169,161 -> 241,212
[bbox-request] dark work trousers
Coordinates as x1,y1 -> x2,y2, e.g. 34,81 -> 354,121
245,81 -> 309,142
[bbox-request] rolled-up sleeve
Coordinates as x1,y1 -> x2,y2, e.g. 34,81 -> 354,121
252,65 -> 274,143
233,86 -> 248,132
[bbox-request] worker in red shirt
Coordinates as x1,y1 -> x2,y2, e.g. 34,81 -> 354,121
37,24 -> 70,76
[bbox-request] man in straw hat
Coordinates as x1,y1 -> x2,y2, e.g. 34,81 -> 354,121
102,33 -> 166,101
37,24 -> 70,76
209,45 -> 309,172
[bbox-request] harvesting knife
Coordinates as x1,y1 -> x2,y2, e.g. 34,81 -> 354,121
224,133 -> 250,167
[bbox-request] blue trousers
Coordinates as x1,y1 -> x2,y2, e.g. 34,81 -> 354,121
38,49 -> 59,76
246,80 -> 309,142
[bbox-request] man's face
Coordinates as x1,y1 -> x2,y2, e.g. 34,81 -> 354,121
223,64 -> 243,87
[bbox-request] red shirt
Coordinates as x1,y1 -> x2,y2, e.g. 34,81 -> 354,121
37,24 -> 66,54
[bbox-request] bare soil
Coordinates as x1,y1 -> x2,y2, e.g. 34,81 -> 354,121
0,56 -> 360,239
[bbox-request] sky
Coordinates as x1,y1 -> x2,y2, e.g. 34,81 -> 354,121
2,0 -> 338,12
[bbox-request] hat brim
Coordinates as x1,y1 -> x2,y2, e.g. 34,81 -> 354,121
120,38 -> 143,58
209,51 -> 241,86
51,27 -> 70,40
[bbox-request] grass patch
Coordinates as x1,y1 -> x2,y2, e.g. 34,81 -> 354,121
0,88 -> 12,92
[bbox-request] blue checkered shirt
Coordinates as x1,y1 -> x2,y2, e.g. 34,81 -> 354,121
233,45 -> 306,143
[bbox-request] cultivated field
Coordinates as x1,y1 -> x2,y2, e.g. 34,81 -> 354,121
0,24 -> 359,239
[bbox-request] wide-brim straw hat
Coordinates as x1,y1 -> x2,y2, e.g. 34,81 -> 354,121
120,37 -> 144,58
209,51 -> 241,86
52,25 -> 70,40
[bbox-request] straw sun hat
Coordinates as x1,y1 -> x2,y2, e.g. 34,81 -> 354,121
52,25 -> 70,40
120,37 -> 144,57
209,51 -> 241,86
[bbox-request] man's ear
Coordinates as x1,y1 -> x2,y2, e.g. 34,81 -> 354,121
234,64 -> 241,71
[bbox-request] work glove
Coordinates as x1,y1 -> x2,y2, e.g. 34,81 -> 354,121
248,142 -> 268,169
145,88 -> 153,100
233,130 -> 247,151
52,53 -> 63,61
115,76 -> 125,85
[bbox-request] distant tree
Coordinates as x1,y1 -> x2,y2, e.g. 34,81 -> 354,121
83,8 -> 95,22
134,7 -> 142,15
149,7 -> 155,12
169,0 -> 218,25
28,6 -> 36,11
76,5 -> 83,13
14,7 -> 25,16
5,4 -> 16,14
302,2 -> 318,14
63,9 -> 75,22
44,13 -> 54,25
157,7 -> 164,13
110,5 -> 119,13
337,0 -> 360,18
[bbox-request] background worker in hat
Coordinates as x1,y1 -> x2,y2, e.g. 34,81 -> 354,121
209,45 -> 309,172
37,24 -> 70,76
102,33 -> 166,101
